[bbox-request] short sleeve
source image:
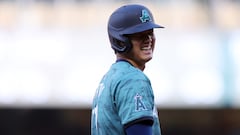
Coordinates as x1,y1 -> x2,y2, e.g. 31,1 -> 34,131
113,73 -> 155,126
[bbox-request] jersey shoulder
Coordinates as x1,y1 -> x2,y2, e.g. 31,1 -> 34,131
110,61 -> 149,80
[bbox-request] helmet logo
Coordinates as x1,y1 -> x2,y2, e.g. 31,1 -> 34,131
140,9 -> 152,23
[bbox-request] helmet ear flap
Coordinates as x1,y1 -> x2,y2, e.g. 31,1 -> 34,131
123,37 -> 132,53
109,35 -> 132,53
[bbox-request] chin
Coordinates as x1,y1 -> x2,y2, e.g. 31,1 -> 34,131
145,57 -> 152,62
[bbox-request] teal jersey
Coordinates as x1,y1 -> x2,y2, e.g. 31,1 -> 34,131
91,61 -> 161,135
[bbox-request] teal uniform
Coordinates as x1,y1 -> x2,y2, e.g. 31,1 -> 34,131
91,61 -> 161,135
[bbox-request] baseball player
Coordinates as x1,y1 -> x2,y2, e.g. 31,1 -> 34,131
91,4 -> 164,135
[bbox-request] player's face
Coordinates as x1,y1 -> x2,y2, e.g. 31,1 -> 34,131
128,29 -> 155,65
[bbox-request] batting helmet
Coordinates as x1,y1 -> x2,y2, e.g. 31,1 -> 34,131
108,4 -> 164,53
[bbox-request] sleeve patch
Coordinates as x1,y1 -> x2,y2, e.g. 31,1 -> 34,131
134,93 -> 147,112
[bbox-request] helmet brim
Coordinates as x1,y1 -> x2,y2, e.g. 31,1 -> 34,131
120,22 -> 164,35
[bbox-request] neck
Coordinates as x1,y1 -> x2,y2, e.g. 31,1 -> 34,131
116,56 -> 145,71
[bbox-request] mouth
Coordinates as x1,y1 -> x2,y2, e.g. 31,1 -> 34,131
141,44 -> 152,51
141,47 -> 151,51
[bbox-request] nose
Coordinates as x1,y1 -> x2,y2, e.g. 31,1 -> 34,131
148,35 -> 153,42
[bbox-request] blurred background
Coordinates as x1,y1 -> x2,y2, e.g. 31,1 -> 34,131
0,0 -> 240,135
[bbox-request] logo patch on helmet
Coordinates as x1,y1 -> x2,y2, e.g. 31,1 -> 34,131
140,9 -> 152,23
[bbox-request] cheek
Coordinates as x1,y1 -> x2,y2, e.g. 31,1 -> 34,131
152,38 -> 156,49
152,36 -> 156,43
131,41 -> 140,50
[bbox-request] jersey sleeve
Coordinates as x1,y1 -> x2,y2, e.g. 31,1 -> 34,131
125,123 -> 152,135
113,73 -> 155,128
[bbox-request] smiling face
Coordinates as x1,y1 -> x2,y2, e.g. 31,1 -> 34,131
117,29 -> 156,70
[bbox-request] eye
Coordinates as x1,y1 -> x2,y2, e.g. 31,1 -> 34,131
148,32 -> 154,37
